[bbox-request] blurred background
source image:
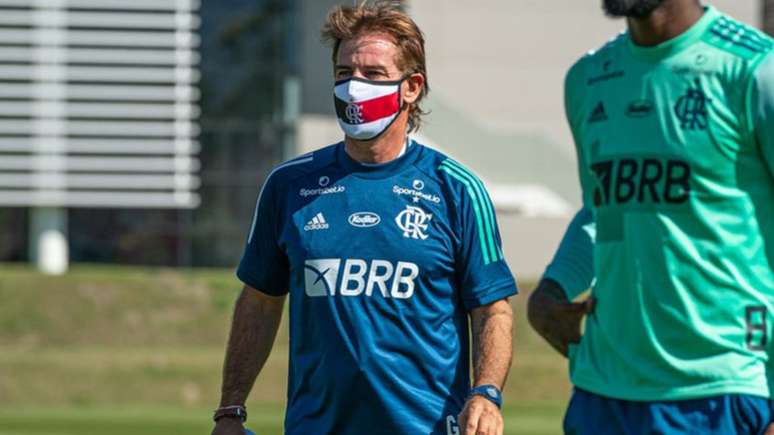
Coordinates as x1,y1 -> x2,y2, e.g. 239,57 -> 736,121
0,1 -> 769,434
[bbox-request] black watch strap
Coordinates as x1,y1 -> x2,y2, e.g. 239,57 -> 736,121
213,405 -> 247,423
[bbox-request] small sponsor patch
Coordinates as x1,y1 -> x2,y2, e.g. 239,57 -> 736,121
348,212 -> 381,228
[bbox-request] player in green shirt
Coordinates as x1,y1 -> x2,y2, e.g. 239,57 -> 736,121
528,0 -> 774,433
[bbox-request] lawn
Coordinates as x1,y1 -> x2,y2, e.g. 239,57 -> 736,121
0,264 -> 571,434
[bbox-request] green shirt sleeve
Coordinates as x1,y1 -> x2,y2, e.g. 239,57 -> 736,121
543,62 -> 596,300
544,207 -> 596,299
752,51 -> 774,178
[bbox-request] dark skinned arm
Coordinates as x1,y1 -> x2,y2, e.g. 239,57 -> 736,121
527,278 -> 594,358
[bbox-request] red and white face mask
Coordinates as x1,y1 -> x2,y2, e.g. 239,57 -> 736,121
334,77 -> 403,141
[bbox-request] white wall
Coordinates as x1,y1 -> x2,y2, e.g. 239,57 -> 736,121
409,0 -> 759,157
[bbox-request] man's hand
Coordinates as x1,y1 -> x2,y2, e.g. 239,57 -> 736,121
463,299 -> 511,435
211,417 -> 244,435
458,395 -> 504,435
527,279 -> 595,357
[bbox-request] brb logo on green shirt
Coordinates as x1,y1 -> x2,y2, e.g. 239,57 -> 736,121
590,157 -> 692,207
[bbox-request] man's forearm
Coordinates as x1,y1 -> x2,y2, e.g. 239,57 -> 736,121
527,278 -> 593,357
470,299 -> 514,389
219,286 -> 285,407
527,279 -> 571,356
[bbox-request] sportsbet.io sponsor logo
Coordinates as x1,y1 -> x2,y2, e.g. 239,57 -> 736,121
299,185 -> 345,197
587,60 -> 625,86
348,212 -> 380,228
304,258 -> 419,299
393,184 -> 440,204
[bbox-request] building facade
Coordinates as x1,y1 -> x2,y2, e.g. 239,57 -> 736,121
0,0 -> 764,277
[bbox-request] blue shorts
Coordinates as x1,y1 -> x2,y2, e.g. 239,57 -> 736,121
564,388 -> 772,435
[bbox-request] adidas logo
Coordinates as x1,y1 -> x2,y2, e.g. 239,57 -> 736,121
588,102 -> 608,123
304,213 -> 329,231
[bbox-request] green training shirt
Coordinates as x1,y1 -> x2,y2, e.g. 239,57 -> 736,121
545,6 -> 774,401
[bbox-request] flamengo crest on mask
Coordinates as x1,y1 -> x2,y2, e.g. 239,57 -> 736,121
345,103 -> 364,124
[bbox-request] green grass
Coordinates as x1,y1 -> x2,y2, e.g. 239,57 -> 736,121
0,403 -> 566,435
0,263 -> 571,434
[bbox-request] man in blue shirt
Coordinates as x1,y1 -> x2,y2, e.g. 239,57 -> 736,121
211,3 -> 518,435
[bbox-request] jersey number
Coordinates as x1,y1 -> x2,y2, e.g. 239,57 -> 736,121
745,306 -> 768,351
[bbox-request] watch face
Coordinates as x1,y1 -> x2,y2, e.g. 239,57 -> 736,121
486,387 -> 498,398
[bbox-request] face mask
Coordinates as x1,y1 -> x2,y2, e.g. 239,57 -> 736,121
334,77 -> 403,141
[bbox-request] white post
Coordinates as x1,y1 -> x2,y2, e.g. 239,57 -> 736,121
28,0 -> 68,275
29,207 -> 68,275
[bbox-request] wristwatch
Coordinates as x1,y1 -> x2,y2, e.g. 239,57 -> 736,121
468,384 -> 503,409
213,405 -> 247,423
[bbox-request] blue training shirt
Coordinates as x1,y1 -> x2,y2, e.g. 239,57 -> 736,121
237,139 -> 518,435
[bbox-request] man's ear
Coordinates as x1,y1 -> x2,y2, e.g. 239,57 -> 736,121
402,72 -> 425,105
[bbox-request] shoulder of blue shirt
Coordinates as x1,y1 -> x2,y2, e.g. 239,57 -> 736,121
261,141 -> 494,200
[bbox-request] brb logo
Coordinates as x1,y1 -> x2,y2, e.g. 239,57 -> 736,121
395,205 -> 432,240
304,258 -> 419,299
590,157 -> 691,206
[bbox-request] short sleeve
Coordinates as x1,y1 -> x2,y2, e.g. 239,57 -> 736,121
751,51 -> 774,177
236,174 -> 290,296
439,160 -> 518,311
543,207 -> 596,300
542,61 -> 597,299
